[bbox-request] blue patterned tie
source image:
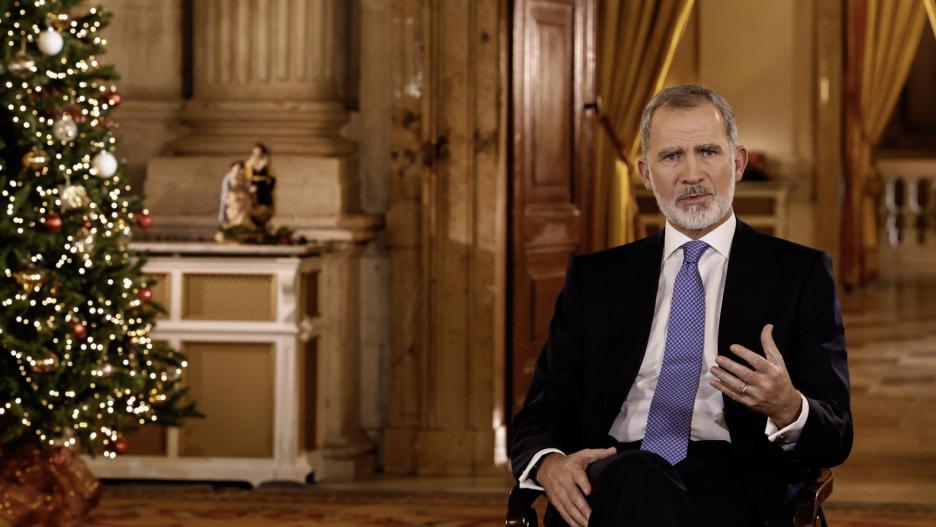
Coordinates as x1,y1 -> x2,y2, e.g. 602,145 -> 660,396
641,240 -> 710,465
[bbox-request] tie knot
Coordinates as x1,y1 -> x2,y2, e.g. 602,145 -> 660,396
682,240 -> 709,264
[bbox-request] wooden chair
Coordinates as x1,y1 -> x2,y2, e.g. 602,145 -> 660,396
506,468 -> 832,527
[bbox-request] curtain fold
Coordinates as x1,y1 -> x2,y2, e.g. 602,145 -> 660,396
592,0 -> 694,251
842,0 -> 926,287
924,0 -> 936,38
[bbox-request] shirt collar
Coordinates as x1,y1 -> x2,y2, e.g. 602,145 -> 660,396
663,212 -> 736,262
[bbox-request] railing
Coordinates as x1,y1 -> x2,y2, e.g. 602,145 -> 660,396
877,157 -> 936,247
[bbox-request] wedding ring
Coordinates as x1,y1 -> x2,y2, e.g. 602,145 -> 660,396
741,383 -> 749,395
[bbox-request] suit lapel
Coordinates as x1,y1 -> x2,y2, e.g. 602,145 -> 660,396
602,231 -> 664,425
718,220 -> 778,442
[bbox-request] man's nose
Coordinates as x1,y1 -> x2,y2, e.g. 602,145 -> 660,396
681,155 -> 705,184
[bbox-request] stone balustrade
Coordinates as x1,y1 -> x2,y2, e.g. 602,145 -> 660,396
878,157 -> 936,246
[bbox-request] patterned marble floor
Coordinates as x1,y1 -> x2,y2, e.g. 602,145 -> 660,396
829,246 -> 936,506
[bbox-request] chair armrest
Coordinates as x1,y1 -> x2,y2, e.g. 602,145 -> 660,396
506,484 -> 544,527
793,468 -> 833,527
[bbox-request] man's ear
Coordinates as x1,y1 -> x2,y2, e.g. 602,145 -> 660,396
637,158 -> 653,191
733,145 -> 748,183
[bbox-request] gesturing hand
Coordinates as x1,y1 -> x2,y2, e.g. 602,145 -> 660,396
709,324 -> 803,428
537,447 -> 617,527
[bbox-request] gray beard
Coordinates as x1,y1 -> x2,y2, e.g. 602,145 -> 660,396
651,177 -> 735,232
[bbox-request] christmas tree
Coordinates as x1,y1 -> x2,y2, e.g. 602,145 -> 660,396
0,0 -> 197,459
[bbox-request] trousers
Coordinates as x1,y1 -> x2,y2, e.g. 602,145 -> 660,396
544,440 -> 792,527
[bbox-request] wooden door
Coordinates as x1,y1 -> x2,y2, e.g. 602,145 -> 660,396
509,0 -> 595,416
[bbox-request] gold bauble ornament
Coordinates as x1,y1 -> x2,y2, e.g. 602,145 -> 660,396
47,12 -> 71,31
14,265 -> 46,291
22,149 -> 50,171
32,352 -> 61,373
148,383 -> 168,407
92,360 -> 114,378
7,50 -> 36,79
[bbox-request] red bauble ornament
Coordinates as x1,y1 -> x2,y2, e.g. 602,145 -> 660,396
69,320 -> 87,340
82,219 -> 92,229
65,105 -> 86,124
138,287 -> 153,303
44,214 -> 63,233
114,437 -> 129,455
136,213 -> 153,229
103,92 -> 121,108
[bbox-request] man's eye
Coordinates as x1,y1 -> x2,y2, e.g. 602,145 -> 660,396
702,149 -> 717,157
663,152 -> 679,161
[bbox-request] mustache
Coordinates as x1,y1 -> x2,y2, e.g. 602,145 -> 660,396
676,185 -> 714,200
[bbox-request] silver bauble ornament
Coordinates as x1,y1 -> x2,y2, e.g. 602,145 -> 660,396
60,184 -> 89,211
7,50 -> 36,79
92,151 -> 118,178
74,227 -> 95,255
53,114 -> 78,141
38,28 -> 64,56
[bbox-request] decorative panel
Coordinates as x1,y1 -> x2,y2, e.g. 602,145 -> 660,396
530,2 -> 574,192
299,337 -> 318,451
123,424 -> 167,456
144,273 -> 170,320
179,341 -> 275,458
530,271 -> 565,342
182,273 -> 276,321
300,271 -> 320,318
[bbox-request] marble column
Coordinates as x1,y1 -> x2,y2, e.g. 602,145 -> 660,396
178,0 -> 354,157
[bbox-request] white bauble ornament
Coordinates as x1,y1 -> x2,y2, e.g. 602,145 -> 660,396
38,28 -> 64,56
53,114 -> 78,141
60,184 -> 89,211
92,151 -> 118,178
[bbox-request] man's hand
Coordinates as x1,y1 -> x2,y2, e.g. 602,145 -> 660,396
537,447 -> 616,527
709,324 -> 802,427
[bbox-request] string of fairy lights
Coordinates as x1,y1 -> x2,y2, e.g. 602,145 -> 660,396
0,1 -> 192,458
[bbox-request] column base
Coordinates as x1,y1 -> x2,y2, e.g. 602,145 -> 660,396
319,442 -> 377,481
383,428 -> 504,477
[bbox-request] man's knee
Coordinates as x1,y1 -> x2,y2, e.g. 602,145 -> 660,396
588,449 -> 679,489
585,450 -> 694,527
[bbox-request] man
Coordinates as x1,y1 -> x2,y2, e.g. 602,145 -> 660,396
509,85 -> 852,527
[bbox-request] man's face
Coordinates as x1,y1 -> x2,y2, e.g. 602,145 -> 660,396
637,102 -> 747,233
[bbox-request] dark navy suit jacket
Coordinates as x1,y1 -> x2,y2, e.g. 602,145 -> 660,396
510,220 -> 853,513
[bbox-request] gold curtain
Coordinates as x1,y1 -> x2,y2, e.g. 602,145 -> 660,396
842,0 -> 926,288
592,0 -> 694,250
925,0 -> 936,36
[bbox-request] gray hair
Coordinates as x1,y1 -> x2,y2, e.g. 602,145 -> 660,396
639,84 -> 739,158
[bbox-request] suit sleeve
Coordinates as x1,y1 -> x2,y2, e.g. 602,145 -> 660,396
509,256 -> 587,480
788,252 -> 854,468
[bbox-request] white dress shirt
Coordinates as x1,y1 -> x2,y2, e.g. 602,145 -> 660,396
519,213 -> 809,490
